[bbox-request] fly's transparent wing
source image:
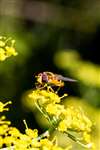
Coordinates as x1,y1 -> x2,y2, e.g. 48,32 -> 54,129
57,75 -> 77,82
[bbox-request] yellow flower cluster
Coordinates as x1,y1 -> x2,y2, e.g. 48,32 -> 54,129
0,101 -> 72,150
29,90 -> 61,105
58,107 -> 92,132
0,93 -> 94,149
29,89 -> 94,149
0,101 -> 12,112
0,101 -> 11,125
29,90 -> 92,131
0,36 -> 18,61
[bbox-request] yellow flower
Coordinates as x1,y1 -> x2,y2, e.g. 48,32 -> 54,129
0,136 -> 3,148
8,127 -> 21,137
0,48 -> 6,61
46,103 -> 65,117
25,129 -> 38,138
58,120 -> 68,132
29,90 -> 61,105
15,138 -> 29,149
0,115 -> 11,125
5,46 -> 18,57
0,125 -> 8,135
0,101 -> 12,112
0,40 -> 5,47
3,136 -> 15,146
40,139 -> 53,149
83,132 -> 91,142
19,134 -> 31,141
31,138 -> 41,148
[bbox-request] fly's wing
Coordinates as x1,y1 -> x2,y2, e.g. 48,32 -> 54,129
57,75 -> 77,82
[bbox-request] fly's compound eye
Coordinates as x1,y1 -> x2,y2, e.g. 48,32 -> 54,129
42,73 -> 48,82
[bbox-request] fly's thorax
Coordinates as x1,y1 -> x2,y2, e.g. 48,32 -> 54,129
48,79 -> 64,87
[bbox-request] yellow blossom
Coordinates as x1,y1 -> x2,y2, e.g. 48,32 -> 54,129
5,46 -> 18,57
0,48 -> 6,61
0,101 -> 12,112
15,138 -> 29,149
40,139 -> 53,148
58,120 -> 68,132
3,136 -> 15,146
0,115 -> 11,125
31,139 -> 41,148
8,127 -> 21,137
46,103 -> 65,116
0,40 -> 5,47
0,125 -> 8,135
0,136 -> 3,148
19,134 -> 31,141
83,132 -> 91,143
25,129 -> 38,138
29,90 -> 61,105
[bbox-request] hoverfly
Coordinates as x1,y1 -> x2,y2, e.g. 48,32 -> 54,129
35,71 -> 76,91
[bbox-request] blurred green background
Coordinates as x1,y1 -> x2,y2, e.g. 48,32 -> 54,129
0,0 -> 100,149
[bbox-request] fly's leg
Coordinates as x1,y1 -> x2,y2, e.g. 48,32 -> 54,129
36,83 -> 54,92
55,86 -> 61,94
47,86 -> 54,92
36,83 -> 47,90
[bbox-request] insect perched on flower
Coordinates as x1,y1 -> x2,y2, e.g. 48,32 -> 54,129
35,72 -> 76,91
